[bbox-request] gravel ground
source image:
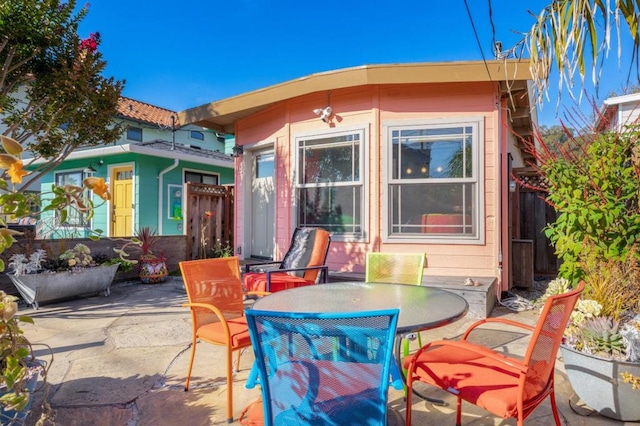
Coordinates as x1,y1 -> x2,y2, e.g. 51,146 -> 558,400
498,276 -> 552,312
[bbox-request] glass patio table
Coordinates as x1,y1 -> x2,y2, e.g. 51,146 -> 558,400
251,281 -> 469,397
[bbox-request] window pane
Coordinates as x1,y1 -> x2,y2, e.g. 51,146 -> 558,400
298,135 -> 359,184
298,186 -> 361,234
190,130 -> 204,141
392,128 -> 473,179
127,127 -> 142,141
55,171 -> 86,226
185,172 -> 218,184
256,153 -> 274,178
389,183 -> 475,236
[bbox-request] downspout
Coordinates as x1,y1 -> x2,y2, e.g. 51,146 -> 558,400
498,95 -> 510,298
158,159 -> 179,235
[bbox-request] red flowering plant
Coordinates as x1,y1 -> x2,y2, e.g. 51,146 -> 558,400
79,32 -> 100,53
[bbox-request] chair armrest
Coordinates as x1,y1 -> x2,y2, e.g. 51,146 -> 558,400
182,302 -> 236,345
461,317 -> 536,340
245,290 -> 271,297
405,339 -> 528,376
266,265 -> 329,283
245,260 -> 283,273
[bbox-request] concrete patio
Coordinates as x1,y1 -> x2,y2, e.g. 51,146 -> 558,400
19,279 -> 627,425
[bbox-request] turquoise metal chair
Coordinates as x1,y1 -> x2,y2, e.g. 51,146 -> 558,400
245,309 -> 399,425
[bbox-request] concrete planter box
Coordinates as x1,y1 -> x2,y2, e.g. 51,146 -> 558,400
8,264 -> 119,309
560,344 -> 640,421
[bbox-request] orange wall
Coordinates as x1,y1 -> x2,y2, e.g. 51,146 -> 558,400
235,82 -> 504,280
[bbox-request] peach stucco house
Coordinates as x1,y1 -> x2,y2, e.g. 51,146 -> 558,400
178,60 -> 536,295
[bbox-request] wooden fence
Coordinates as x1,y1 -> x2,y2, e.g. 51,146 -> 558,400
513,168 -> 559,276
185,183 -> 234,260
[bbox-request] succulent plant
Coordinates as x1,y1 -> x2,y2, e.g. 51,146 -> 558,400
577,316 -> 627,359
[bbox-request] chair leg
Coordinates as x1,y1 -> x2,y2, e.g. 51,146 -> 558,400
235,348 -> 242,372
404,373 -> 413,426
549,391 -> 561,426
185,336 -> 197,391
226,345 -> 234,423
455,397 -> 462,426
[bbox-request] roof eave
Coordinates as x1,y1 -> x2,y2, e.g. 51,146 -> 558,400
178,60 -> 532,133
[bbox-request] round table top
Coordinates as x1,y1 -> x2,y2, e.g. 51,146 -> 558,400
251,282 -> 469,334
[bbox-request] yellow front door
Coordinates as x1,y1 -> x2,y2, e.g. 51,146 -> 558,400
111,166 -> 133,237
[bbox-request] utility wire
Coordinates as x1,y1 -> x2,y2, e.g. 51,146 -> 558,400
463,0 -> 492,81
488,0 -> 497,54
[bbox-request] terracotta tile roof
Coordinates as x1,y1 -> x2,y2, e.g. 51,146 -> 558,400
117,96 -> 179,127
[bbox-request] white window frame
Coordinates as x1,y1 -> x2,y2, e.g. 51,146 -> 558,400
54,169 -> 92,227
382,117 -> 485,244
292,125 -> 368,242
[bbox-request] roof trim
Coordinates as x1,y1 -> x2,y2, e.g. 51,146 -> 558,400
178,60 -> 532,133
29,143 -> 233,169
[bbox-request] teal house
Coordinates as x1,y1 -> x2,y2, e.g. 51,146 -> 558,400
33,97 -> 234,238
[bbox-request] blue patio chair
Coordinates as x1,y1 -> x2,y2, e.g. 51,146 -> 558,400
245,309 -> 399,426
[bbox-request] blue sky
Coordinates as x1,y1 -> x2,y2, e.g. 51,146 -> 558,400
78,1 -> 638,127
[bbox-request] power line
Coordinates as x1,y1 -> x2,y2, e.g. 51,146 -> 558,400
488,0 -> 497,53
463,0 -> 492,81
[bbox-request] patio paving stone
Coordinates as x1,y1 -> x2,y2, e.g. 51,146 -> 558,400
17,278 -> 627,425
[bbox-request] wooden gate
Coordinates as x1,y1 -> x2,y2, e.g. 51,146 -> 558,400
512,168 -> 559,276
185,183 -> 234,260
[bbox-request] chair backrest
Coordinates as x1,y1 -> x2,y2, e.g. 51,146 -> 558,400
365,252 -> 426,285
280,227 -> 331,281
245,308 -> 399,426
179,257 -> 244,329
521,281 -> 585,400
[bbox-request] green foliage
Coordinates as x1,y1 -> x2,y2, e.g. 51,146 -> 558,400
537,128 -> 640,281
520,0 -> 640,106
1,0 -> 124,189
211,239 -> 234,258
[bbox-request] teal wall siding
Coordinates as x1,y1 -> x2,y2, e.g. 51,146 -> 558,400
37,153 -> 233,239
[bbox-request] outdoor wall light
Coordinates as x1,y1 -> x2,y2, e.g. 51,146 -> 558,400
313,106 -> 333,123
232,144 -> 244,157
83,164 -> 97,174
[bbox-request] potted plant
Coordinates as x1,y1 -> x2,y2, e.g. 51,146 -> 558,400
134,227 -> 168,284
0,290 -> 52,424
521,119 -> 640,421
6,243 -> 130,309
538,257 -> 640,421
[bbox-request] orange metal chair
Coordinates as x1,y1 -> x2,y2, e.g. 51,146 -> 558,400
404,281 -> 585,426
180,256 -> 252,424
244,227 -> 331,293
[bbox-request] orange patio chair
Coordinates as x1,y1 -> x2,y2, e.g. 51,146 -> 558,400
179,256 -> 252,424
244,227 -> 331,293
404,281 -> 585,426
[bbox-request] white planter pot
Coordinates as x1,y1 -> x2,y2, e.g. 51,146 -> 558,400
8,264 -> 119,309
560,344 -> 640,421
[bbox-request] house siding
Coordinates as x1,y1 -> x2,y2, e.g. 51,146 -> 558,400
234,82 -> 507,281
